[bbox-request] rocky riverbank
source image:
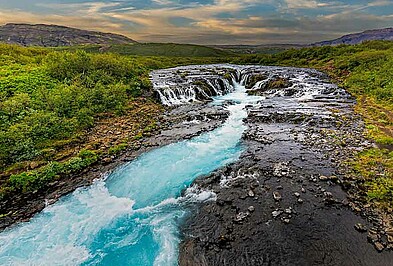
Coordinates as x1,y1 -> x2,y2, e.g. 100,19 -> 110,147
0,103 -> 229,230
176,65 -> 393,265
1,63 -> 391,265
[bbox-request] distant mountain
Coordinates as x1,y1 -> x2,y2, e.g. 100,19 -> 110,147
312,28 -> 393,46
0,23 -> 136,47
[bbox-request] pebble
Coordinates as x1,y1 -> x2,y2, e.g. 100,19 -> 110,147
283,219 -> 290,224
102,157 -> 113,164
294,192 -> 300,197
368,233 -> 379,243
248,190 -> 255,197
301,188 -> 306,193
234,212 -> 249,222
354,223 -> 367,233
272,210 -> 283,218
386,228 -> 393,237
297,198 -> 304,204
248,206 -> 255,212
285,208 -> 292,214
273,191 -> 282,201
319,175 -> 329,181
374,242 -> 384,252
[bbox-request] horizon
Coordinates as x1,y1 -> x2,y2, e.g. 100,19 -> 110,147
0,1 -> 393,45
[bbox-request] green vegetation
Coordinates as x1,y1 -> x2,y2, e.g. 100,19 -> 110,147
7,149 -> 97,194
0,43 -> 233,199
0,41 -> 392,209
0,47 -> 147,169
350,148 -> 393,209
53,43 -> 234,57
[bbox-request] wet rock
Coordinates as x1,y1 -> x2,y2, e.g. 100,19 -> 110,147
319,175 -> 329,181
234,212 -> 249,222
368,233 -> 379,243
273,191 -> 282,201
272,210 -> 283,218
374,242 -> 385,252
319,175 -> 338,181
354,223 -> 367,233
102,157 -> 113,164
386,228 -> 393,237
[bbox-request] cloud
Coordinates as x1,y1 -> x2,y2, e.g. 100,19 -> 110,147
283,0 -> 330,9
0,0 -> 392,44
35,2 -> 122,15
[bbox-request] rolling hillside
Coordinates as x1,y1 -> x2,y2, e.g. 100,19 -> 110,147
312,28 -> 393,46
0,23 -> 136,47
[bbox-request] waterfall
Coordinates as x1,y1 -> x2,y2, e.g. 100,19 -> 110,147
151,65 -> 238,105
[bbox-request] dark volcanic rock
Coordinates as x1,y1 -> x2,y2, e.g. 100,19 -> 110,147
0,23 -> 136,47
174,65 -> 393,265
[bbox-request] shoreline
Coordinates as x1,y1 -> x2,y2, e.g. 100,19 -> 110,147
0,103 -> 229,231
179,68 -> 393,264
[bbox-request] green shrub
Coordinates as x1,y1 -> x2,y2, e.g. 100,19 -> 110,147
8,150 -> 98,193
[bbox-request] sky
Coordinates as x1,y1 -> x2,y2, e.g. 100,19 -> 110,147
0,0 -> 392,45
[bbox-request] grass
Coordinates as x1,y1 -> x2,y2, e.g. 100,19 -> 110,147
53,43 -> 235,57
349,148 -> 393,209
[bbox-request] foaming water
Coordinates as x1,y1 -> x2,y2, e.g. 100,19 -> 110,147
0,82 -> 261,266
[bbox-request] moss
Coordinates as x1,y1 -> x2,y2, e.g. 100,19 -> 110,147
348,148 -> 393,209
108,143 -> 128,155
133,132 -> 143,140
266,77 -> 291,90
247,76 -> 292,95
245,74 -> 267,89
7,149 -> 98,193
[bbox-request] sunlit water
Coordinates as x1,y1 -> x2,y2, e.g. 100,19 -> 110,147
0,82 -> 261,266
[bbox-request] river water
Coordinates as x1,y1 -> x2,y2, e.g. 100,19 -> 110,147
0,80 -> 262,265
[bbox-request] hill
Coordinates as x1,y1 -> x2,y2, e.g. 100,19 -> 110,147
312,28 -> 393,46
55,43 -> 234,57
0,23 -> 136,47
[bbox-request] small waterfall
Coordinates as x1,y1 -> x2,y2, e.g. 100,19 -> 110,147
151,66 -> 238,105
151,65 -> 350,106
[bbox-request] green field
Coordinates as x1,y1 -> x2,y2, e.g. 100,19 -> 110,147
53,43 -> 235,57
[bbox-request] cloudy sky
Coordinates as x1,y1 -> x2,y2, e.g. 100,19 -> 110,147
0,0 -> 392,44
